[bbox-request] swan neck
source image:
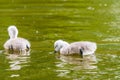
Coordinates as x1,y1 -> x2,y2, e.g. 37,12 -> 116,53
8,26 -> 18,39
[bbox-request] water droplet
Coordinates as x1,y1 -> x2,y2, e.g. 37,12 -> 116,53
87,6 -> 95,10
104,4 -> 107,7
36,30 -> 39,34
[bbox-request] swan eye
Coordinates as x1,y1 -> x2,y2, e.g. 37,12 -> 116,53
54,45 -> 58,48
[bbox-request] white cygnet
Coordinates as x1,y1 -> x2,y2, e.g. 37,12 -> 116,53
4,25 -> 30,55
54,40 -> 97,57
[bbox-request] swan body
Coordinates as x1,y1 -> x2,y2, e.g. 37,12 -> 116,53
54,40 -> 97,57
4,26 -> 30,55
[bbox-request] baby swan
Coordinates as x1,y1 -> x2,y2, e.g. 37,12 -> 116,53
4,25 -> 30,55
54,40 -> 97,58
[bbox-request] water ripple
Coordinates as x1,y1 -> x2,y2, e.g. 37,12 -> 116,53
6,54 -> 30,77
55,54 -> 97,78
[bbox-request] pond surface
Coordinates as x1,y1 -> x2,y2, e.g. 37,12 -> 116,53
0,0 -> 120,80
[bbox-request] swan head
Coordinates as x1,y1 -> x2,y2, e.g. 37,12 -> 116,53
54,40 -> 69,53
8,25 -> 18,39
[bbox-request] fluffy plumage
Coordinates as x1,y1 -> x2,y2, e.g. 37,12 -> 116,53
54,40 -> 97,57
4,25 -> 30,55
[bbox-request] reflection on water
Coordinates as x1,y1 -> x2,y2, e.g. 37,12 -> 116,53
55,54 -> 97,78
55,52 -> 120,79
56,54 -> 97,67
10,74 -> 20,78
6,54 -> 30,77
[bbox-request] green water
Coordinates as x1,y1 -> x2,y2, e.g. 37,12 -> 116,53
0,0 -> 120,80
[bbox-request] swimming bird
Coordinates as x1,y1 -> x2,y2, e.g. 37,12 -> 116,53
4,25 -> 30,55
54,40 -> 97,58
